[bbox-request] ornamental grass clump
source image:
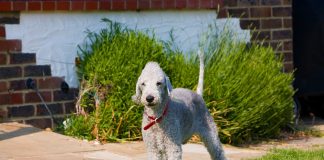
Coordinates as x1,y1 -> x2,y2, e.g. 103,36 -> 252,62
64,19 -> 294,144
200,23 -> 294,144
65,19 -> 187,142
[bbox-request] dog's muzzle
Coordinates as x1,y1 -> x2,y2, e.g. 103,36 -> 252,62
146,95 -> 155,103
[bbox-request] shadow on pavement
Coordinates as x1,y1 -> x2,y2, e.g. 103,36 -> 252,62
0,123 -> 41,141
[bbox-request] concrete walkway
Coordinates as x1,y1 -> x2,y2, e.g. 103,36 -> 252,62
0,122 -> 323,160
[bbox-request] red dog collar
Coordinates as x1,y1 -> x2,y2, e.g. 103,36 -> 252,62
143,101 -> 169,130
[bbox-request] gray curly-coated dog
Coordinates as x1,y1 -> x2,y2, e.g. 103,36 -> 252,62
132,51 -> 226,160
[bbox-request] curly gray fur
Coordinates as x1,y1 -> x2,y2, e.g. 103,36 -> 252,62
132,62 -> 226,160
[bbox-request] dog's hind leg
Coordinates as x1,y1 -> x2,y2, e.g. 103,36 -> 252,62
197,115 -> 226,160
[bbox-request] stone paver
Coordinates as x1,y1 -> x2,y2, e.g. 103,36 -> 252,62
0,122 -> 323,160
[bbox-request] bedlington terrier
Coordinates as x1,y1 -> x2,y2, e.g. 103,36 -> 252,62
132,51 -> 226,160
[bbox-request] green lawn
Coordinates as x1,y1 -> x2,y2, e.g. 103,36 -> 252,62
253,148 -> 324,160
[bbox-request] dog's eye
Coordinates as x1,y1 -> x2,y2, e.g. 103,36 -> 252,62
156,82 -> 162,86
141,82 -> 145,86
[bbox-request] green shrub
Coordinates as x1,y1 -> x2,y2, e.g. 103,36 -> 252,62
65,19 -> 187,142
200,24 -> 294,144
205,43 -> 294,144
64,19 -> 294,144
63,115 -> 95,140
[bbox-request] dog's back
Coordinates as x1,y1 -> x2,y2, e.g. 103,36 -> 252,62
169,88 -> 209,143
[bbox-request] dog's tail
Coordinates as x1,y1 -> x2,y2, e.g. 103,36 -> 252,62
197,49 -> 204,97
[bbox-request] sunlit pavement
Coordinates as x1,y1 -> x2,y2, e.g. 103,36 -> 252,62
0,122 -> 323,160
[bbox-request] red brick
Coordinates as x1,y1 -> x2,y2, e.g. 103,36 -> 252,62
187,0 -> 199,9
238,0 -> 259,6
38,77 -> 63,89
272,29 -> 292,40
176,0 -> 186,9
0,81 -> 7,92
240,19 -> 260,29
37,103 -> 63,116
0,40 -> 21,52
54,88 -> 78,101
71,1 -> 84,10
251,31 -> 271,41
164,0 -> 175,9
250,7 -> 271,17
0,92 -> 23,105
10,53 -> 36,64
28,1 -> 41,11
283,51 -> 293,62
0,67 -> 22,79
9,93 -> 23,105
217,8 -> 228,18
0,26 -> 5,37
0,108 -> 7,118
111,0 -> 125,10
212,0 -> 223,8
25,91 -> 52,103
269,41 -> 283,51
57,1 -> 70,10
224,0 -> 237,6
261,0 -> 281,5
9,79 -> 28,91
284,62 -> 293,72
228,8 -> 249,18
0,2 -> 12,11
0,93 -> 8,104
0,13 -> 19,24
261,19 -> 282,29
283,18 -> 292,28
13,1 -> 27,11
0,54 -> 6,65
151,0 -> 162,9
24,65 -> 51,77
99,1 -> 111,10
283,40 -> 292,51
43,1 -> 56,11
138,0 -> 150,10
85,1 -> 98,10
8,105 -> 34,117
65,102 -> 76,114
126,0 -> 137,10
200,0 -> 212,9
272,7 -> 291,17
282,0 -> 291,5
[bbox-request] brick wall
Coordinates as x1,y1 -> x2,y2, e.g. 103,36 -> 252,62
0,0 -> 293,129
0,0 -> 223,129
0,0 -> 222,11
219,0 -> 293,72
0,12 -> 77,129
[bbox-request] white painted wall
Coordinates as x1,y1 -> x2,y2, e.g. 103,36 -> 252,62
5,11 -> 249,88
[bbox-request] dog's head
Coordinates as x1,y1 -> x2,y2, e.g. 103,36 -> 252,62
132,62 -> 172,107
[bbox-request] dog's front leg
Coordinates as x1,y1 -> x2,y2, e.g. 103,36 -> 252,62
165,142 -> 182,160
143,132 -> 164,160
147,148 -> 164,160
164,120 -> 182,160
143,127 -> 166,160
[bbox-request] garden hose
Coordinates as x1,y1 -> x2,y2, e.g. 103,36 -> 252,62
26,78 -> 60,125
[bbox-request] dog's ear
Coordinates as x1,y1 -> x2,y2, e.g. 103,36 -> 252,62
132,78 -> 142,104
165,75 -> 173,95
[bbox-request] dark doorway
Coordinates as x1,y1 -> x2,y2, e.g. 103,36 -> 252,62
293,0 -> 324,118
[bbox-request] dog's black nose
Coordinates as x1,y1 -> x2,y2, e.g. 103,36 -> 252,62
146,95 -> 154,103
